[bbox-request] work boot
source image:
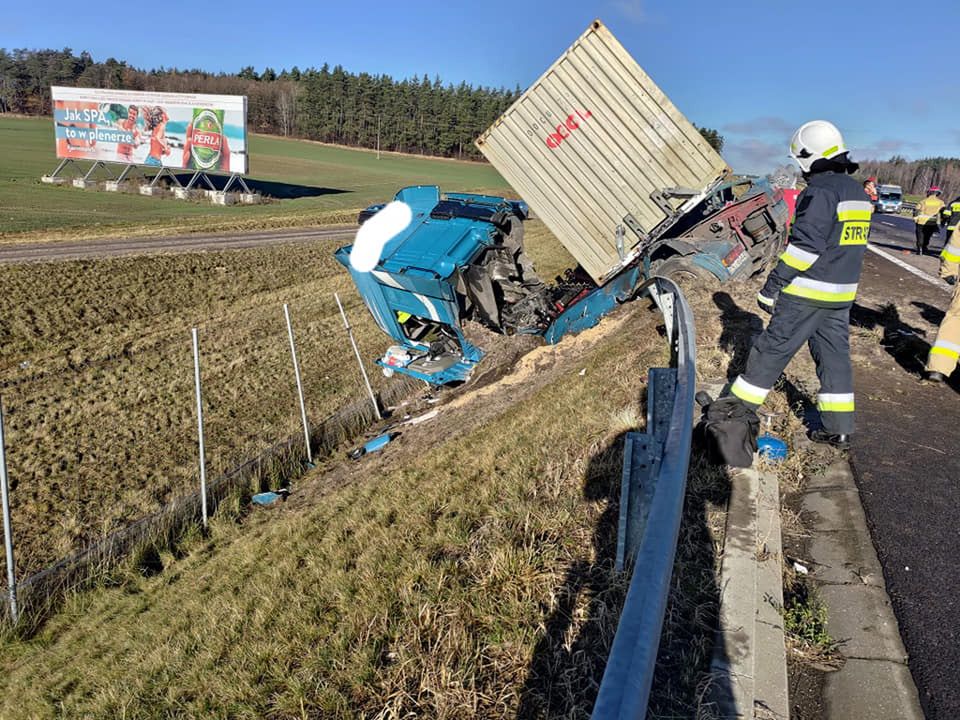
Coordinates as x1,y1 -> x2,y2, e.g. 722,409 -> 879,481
925,370 -> 947,383
809,429 -> 851,450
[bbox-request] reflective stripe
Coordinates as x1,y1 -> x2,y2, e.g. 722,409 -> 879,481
931,340 -> 960,359
731,376 -> 769,405
818,392 -> 855,412
782,277 -> 858,302
836,200 -> 873,222
840,221 -> 870,245
822,144 -> 840,157
780,244 -> 820,271
757,293 -> 775,307
931,347 -> 960,360
942,245 -> 960,263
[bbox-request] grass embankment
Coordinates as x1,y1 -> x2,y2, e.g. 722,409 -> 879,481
0,221 -> 574,580
0,116 -> 510,240
0,296 -> 665,718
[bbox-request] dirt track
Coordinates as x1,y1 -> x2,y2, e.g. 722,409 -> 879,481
0,226 -> 356,263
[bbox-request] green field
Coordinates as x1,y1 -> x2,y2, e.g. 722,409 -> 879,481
0,116 -> 510,239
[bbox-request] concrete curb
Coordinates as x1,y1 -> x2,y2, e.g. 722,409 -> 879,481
800,455 -> 925,720
707,462 -> 789,719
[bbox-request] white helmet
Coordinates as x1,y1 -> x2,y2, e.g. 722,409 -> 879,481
789,120 -> 847,173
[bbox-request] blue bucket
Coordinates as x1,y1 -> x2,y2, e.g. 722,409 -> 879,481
758,434 -> 787,462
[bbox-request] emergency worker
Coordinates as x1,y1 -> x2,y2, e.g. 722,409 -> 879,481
924,227 -> 960,382
914,186 -> 944,255
942,195 -> 960,246
864,177 -> 878,203
726,120 -> 871,449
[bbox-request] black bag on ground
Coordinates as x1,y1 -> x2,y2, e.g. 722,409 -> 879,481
695,396 -> 760,468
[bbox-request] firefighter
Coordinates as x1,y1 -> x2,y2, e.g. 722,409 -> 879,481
924,227 -> 960,382
942,195 -> 960,246
914,186 -> 944,255
726,120 -> 871,449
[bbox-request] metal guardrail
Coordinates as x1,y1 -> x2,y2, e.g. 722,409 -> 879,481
592,275 -> 697,719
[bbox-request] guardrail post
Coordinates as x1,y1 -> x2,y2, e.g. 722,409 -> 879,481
0,396 -> 19,624
283,303 -> 313,465
191,329 -> 209,529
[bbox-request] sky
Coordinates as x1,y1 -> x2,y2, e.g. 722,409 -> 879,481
4,0 -> 959,174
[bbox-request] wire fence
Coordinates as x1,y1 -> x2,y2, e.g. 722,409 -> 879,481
0,294 -> 421,633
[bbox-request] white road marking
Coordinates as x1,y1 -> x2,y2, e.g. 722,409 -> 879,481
866,243 -> 950,293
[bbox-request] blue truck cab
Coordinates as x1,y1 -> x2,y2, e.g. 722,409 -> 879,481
334,185 -> 540,384
335,179 -> 786,385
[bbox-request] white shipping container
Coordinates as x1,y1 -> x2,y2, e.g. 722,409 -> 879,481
476,19 -> 729,284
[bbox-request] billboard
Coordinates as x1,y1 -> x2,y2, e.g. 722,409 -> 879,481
51,86 -> 248,174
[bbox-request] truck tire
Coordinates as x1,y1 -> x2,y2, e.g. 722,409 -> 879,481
650,256 -> 717,287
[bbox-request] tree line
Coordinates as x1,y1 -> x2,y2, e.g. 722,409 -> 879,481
0,48 -> 727,162
859,156 -> 960,202
0,48 -> 522,160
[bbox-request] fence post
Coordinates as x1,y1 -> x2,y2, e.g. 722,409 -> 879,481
0,397 -> 18,624
283,303 -> 313,465
335,293 -> 382,421
191,329 -> 208,529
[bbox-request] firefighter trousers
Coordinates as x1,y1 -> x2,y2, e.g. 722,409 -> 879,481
730,296 -> 855,435
926,281 -> 960,377
916,222 -> 939,253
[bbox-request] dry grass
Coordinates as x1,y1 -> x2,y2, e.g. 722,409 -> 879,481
0,220 -> 568,582
0,298 -> 667,719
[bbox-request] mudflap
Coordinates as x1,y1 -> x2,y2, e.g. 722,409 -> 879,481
543,265 -> 644,344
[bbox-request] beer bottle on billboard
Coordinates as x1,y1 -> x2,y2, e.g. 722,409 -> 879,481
188,107 -> 226,170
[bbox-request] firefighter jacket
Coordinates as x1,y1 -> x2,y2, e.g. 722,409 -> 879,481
942,227 -> 960,278
945,198 -> 960,231
758,171 -> 871,309
915,194 -> 944,225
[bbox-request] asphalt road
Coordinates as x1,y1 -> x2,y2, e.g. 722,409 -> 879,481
849,216 -> 960,719
0,226 -> 357,264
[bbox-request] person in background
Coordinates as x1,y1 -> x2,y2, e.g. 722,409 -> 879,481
914,186 -> 945,255
925,226 -> 960,383
726,120 -> 870,449
942,194 -> 960,246
863,176 -> 878,203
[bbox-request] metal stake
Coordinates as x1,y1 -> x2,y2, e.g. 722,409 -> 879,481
191,329 -> 208,529
283,304 -> 313,464
0,397 -> 19,624
335,293 -> 381,420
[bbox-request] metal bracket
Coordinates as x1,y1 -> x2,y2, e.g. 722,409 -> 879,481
622,213 -> 648,244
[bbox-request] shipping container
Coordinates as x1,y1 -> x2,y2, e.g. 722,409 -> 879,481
476,19 -> 730,284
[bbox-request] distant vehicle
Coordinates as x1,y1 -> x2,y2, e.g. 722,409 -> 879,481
357,203 -> 386,225
875,184 -> 903,214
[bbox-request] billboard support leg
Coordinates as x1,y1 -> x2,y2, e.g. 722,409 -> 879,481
185,171 -> 201,191
116,164 -> 135,184
201,173 -> 216,191
149,167 -> 167,188
48,158 -> 71,179
83,161 -> 113,182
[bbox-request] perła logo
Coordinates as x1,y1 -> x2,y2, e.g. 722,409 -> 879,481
191,109 -> 223,169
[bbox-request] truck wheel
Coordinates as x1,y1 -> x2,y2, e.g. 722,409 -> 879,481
650,256 -> 716,287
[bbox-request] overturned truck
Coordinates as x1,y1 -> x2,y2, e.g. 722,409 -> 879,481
335,19 -> 788,385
